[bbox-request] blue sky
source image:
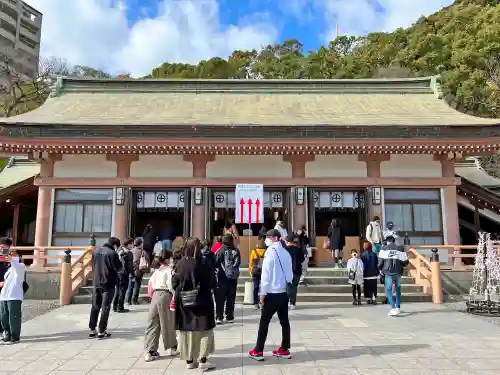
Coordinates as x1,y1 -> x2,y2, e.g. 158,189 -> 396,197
28,0 -> 454,76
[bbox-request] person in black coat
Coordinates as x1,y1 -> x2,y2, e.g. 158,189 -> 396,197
142,224 -> 156,260
327,219 -> 346,268
88,237 -> 122,339
172,237 -> 216,370
285,234 -> 305,309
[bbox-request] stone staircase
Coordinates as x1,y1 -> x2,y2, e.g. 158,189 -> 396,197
73,267 -> 431,304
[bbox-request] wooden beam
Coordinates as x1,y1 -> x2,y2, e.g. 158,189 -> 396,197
12,204 -> 20,245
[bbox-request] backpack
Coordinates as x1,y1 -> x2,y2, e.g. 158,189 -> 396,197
222,249 -> 240,280
251,251 -> 264,278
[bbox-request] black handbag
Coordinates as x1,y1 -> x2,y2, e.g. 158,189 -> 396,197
179,271 -> 199,308
22,273 -> 29,294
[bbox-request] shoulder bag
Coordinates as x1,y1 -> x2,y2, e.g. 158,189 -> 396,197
348,259 -> 361,282
179,268 -> 199,308
274,249 -> 291,287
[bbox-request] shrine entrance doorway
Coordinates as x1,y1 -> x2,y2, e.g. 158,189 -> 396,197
308,189 -> 367,259
129,189 -> 190,243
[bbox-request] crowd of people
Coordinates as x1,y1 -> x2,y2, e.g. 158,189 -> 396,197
0,215 -> 409,361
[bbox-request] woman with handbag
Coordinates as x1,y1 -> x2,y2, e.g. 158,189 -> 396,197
346,249 -> 364,305
172,237 -> 216,370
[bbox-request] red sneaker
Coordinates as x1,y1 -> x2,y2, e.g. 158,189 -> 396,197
169,296 -> 175,312
248,348 -> 264,361
272,347 -> 292,359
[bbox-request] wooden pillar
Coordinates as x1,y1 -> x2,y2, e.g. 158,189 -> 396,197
283,154 -> 315,230
33,154 -> 61,267
358,154 -> 391,220
107,155 -> 139,241
183,155 -> 216,239
12,204 -> 20,245
434,155 -> 461,246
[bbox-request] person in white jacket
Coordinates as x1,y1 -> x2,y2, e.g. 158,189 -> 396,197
274,221 -> 288,241
0,249 -> 26,345
366,216 -> 383,254
249,229 -> 293,362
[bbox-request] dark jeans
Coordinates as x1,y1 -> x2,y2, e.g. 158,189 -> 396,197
255,293 -> 290,352
127,274 -> 143,304
113,273 -> 129,310
216,278 -> 237,320
287,274 -> 301,305
253,277 -> 261,305
0,300 -> 22,341
89,286 -> 114,333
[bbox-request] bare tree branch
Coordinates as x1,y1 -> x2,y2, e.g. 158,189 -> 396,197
0,52 -> 69,117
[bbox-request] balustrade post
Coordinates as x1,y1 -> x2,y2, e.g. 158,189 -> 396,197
430,248 -> 443,304
85,234 -> 96,269
59,249 -> 72,306
453,246 -> 463,269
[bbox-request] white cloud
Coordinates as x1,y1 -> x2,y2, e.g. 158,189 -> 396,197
26,0 -> 455,77
26,0 -> 277,77
318,0 -> 454,42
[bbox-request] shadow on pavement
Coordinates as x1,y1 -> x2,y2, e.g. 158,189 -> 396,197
211,343 -> 430,370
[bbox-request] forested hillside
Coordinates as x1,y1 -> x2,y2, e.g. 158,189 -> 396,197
151,0 -> 500,119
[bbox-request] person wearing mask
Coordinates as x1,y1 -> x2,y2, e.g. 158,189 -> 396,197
144,249 -> 178,362
328,219 -> 345,268
274,220 -> 288,241
215,234 -> 240,324
249,239 -> 266,309
210,236 -> 223,254
172,237 -> 216,370
113,238 -> 134,313
366,216 -> 383,254
383,221 -> 400,245
347,249 -> 364,305
142,224 -> 156,260
88,237 -> 122,339
285,234 -> 304,310
0,237 -> 13,334
0,248 -> 26,344
296,226 -> 310,284
128,237 -> 150,305
361,241 -> 379,305
378,236 -> 409,316
249,229 -> 293,361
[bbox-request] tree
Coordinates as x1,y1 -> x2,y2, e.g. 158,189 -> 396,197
0,54 -> 68,117
71,65 -> 112,79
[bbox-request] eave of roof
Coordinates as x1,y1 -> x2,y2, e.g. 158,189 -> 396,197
0,75 -> 497,127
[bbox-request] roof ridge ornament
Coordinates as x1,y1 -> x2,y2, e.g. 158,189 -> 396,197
49,76 -> 64,98
430,75 -> 443,99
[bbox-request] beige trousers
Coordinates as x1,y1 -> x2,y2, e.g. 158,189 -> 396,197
144,290 -> 177,352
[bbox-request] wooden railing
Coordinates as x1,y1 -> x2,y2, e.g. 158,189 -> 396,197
11,234 -> 97,306
407,247 -> 442,303
411,245 -> 478,270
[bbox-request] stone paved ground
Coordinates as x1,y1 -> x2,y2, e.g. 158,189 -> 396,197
3,302 -> 500,375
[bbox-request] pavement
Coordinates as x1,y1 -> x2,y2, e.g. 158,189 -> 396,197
3,302 -> 500,375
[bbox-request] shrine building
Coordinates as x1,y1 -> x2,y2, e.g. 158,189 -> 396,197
0,76 -> 499,264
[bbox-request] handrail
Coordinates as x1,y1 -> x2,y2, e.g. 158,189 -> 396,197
407,247 -> 442,303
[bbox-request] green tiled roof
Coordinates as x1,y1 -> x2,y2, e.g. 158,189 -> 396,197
0,76 -> 498,126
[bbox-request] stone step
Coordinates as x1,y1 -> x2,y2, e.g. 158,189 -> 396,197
73,291 -> 432,305
79,282 -> 422,296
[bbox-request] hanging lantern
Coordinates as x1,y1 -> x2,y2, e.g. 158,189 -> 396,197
274,210 -> 279,220
214,209 -> 218,221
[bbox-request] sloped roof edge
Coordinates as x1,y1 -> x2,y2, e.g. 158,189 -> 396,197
48,75 -> 437,96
